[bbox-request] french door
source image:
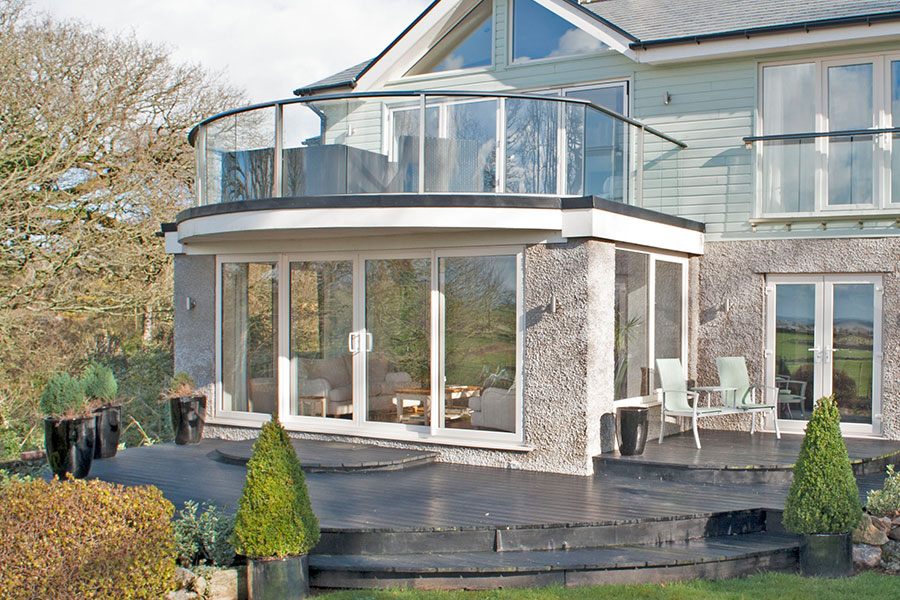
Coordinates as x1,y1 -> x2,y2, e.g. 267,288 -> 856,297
765,274 -> 883,435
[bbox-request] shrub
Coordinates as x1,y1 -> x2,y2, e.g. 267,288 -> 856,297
866,465 -> 900,518
174,500 -> 236,567
783,396 -> 863,534
0,479 -> 175,600
81,362 -> 118,403
39,373 -> 87,418
231,416 -> 320,558
165,371 -> 198,399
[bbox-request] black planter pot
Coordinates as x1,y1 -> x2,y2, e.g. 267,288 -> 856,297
617,406 -> 649,456
799,532 -> 853,577
247,555 -> 308,600
93,404 -> 122,459
170,396 -> 206,445
44,416 -> 96,480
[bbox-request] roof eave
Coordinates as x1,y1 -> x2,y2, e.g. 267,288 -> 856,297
629,11 -> 900,50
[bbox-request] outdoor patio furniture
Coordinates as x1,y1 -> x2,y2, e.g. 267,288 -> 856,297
775,375 -> 807,419
656,358 -> 731,449
715,357 -> 781,439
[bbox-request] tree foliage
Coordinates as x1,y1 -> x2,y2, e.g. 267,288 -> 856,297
0,0 -> 244,454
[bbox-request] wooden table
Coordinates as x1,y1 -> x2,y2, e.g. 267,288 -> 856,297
392,386 -> 482,422
298,395 -> 328,417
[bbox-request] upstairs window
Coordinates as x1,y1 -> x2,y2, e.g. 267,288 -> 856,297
511,0 -> 607,63
407,0 -> 492,76
759,54 -> 900,216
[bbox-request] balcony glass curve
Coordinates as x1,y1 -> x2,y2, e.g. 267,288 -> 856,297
191,92 -> 685,207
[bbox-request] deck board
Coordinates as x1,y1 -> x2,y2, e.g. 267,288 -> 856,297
88,436 -> 889,530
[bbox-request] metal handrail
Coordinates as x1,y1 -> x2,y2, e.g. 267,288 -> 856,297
743,127 -> 900,144
188,90 -> 687,149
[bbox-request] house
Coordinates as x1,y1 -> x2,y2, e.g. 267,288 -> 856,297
163,0 -> 900,476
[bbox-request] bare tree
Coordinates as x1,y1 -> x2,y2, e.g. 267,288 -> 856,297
0,0 -> 245,445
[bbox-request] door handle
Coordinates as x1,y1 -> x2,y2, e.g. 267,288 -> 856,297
348,332 -> 359,353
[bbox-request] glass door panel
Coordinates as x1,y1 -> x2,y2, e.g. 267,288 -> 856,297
289,260 -> 354,419
441,255 -> 517,432
364,258 -> 431,425
773,283 -> 817,420
830,284 -> 875,424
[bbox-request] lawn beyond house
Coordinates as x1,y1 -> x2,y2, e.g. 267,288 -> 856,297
315,572 -> 898,600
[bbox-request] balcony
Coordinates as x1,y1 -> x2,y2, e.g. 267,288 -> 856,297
189,91 -> 685,208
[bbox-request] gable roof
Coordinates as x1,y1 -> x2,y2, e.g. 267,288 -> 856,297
583,0 -> 900,48
296,0 -> 900,94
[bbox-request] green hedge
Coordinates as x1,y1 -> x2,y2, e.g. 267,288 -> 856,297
0,479 -> 175,600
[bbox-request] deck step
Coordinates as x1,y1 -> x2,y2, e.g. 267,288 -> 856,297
312,509 -> 770,555
310,531 -> 799,589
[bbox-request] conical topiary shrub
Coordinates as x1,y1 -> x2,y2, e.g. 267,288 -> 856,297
232,416 -> 320,559
783,396 -> 862,534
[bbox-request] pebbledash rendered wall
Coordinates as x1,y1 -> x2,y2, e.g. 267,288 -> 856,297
695,237 -> 900,439
177,240 -> 629,476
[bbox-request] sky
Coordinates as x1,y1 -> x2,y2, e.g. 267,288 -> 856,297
32,0 -> 432,103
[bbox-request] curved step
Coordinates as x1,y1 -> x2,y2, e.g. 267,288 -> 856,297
310,531 -> 800,589
213,438 -> 437,473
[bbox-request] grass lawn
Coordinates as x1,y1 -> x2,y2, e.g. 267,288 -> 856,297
315,572 -> 898,600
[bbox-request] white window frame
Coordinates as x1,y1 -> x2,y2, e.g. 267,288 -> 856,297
757,51 -> 900,218
764,273 -> 884,437
215,247 -> 527,450
612,245 -> 689,407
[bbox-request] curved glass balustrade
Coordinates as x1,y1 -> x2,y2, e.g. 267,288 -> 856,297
190,91 -> 685,207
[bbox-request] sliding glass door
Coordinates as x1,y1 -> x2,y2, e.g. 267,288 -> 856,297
218,250 -> 522,440
766,274 -> 883,434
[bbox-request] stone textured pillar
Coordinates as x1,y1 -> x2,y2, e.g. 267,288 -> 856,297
173,254 -> 216,394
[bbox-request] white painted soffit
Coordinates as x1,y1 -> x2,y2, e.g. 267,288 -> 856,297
561,208 -> 704,255
353,0 -> 638,91
635,21 -> 900,64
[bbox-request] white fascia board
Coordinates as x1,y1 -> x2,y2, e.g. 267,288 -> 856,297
532,0 -> 637,59
561,208 -> 704,255
177,206 -> 564,242
164,230 -> 183,255
354,0 -> 462,92
637,21 -> 900,64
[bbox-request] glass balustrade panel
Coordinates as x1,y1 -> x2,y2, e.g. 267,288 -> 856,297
206,109 -> 275,204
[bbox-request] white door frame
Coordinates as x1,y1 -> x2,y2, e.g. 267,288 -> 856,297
765,273 -> 883,436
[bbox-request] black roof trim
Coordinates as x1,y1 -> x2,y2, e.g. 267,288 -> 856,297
293,0 -> 443,96
630,10 -> 900,49
561,196 -> 705,232
160,222 -> 177,234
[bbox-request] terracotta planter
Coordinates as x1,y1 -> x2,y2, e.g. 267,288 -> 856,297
799,532 -> 852,577
247,555 -> 308,600
44,416 -> 95,480
169,396 -> 206,445
93,404 -> 122,459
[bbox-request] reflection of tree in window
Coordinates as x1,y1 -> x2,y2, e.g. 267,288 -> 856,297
505,99 -> 557,194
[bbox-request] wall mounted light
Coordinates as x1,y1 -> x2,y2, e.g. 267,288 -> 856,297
664,91 -> 671,105
186,296 -> 195,311
548,293 -> 557,314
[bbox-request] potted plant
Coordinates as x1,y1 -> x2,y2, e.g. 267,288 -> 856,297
783,395 -> 863,577
231,416 -> 320,600
41,373 -> 95,480
164,371 -> 206,445
82,363 -> 121,459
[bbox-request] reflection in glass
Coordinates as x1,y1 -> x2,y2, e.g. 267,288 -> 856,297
762,64 -> 814,135
442,256 -> 517,432
290,261 -> 353,419
409,0 -> 492,74
426,99 -> 497,192
565,86 -> 627,201
222,263 -> 278,414
614,251 -> 649,400
365,259 -> 431,425
207,110 -> 275,204
654,261 -> 682,363
774,284 -> 815,420
831,284 -> 874,424
512,0 -> 607,62
828,64 -> 874,206
505,98 -> 557,194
